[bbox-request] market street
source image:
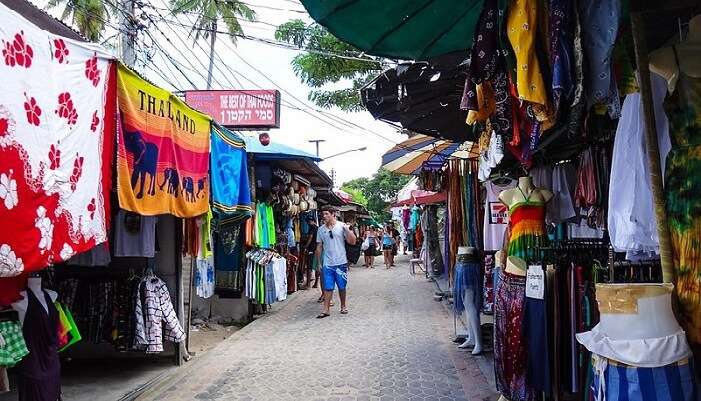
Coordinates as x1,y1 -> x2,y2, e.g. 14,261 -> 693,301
137,256 -> 497,401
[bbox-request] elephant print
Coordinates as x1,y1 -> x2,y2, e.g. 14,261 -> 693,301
182,176 -> 195,202
196,177 -> 207,199
159,167 -> 179,198
123,125 -> 158,199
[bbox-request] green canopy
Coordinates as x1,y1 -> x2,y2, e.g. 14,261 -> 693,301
299,0 -> 483,60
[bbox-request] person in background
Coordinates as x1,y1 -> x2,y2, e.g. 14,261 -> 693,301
382,226 -> 395,269
315,206 -> 356,318
363,226 -> 378,268
304,216 -> 320,294
391,225 -> 400,264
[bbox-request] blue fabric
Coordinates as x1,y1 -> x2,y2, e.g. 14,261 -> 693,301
453,261 -> 482,314
286,218 -> 296,248
524,267 -> 550,395
382,234 -> 392,246
210,124 -> 253,225
591,357 -> 699,401
264,264 -> 276,304
322,264 -> 348,291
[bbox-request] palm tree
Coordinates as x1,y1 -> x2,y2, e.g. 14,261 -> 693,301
47,0 -> 114,42
171,0 -> 256,89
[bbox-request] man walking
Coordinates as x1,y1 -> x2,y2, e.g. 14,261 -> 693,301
315,205 -> 356,318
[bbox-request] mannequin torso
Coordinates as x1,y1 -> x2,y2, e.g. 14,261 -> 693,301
499,176 -> 553,208
11,278 -> 58,324
649,14 -> 701,93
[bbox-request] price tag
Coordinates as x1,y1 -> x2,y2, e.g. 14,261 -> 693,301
526,265 -> 545,300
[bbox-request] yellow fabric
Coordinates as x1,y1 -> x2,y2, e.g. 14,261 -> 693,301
506,0 -> 547,106
466,82 -> 496,125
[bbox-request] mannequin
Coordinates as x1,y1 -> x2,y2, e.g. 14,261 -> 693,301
498,176 -> 553,208
456,246 -> 483,355
504,255 -> 527,276
11,276 -> 58,324
11,275 -> 61,401
649,14 -> 701,93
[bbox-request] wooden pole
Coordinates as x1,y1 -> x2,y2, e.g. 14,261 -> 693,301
630,13 -> 675,283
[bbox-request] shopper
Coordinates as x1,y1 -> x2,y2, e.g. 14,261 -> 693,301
363,226 -> 378,268
303,216 -> 320,293
315,206 -> 356,318
382,226 -> 395,269
391,225 -> 400,265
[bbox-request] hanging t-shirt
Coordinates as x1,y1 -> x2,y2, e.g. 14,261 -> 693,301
113,209 -> 157,257
483,180 -> 516,251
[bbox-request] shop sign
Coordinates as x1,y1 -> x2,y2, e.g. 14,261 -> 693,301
184,90 -> 281,129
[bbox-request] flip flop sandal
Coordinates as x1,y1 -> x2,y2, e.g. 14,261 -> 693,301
317,296 -> 324,303
340,309 -> 349,314
316,313 -> 330,319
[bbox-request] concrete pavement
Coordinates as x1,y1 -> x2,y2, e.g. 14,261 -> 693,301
137,255 -> 498,401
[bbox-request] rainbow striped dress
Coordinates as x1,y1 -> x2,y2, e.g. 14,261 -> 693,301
507,188 -> 547,261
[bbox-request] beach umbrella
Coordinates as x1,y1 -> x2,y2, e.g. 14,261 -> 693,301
298,0 -> 484,60
381,134 -> 477,175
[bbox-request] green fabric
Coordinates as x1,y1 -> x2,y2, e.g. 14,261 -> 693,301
266,204 -> 276,246
255,203 -> 265,247
257,265 -> 265,304
59,304 -> 81,352
0,320 -> 28,367
299,0 -> 484,60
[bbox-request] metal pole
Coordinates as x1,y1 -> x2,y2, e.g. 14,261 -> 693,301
308,139 -> 325,158
119,0 -> 137,67
630,13 -> 675,283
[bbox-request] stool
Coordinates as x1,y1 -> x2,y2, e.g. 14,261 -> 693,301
410,258 -> 423,275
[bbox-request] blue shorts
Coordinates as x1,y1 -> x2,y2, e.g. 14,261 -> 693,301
322,264 -> 348,291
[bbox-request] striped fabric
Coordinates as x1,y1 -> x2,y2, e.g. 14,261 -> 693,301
591,354 -> 699,401
507,202 -> 547,260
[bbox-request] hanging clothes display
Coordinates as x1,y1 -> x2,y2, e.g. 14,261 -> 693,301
209,123 -> 253,225
608,72 -> 671,257
15,290 -> 61,401
483,179 -> 516,251
254,202 -> 276,248
214,222 -> 245,294
66,242 -> 111,267
244,248 -> 287,304
663,47 -> 701,346
134,272 -> 186,353
506,188 -> 547,261
113,209 -> 158,258
0,319 -> 28,367
0,3 -> 116,277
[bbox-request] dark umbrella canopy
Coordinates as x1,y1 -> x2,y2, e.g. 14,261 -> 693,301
299,0 -> 484,60
361,57 -> 479,142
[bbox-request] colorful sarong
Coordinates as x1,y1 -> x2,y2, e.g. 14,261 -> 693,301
210,124 -> 252,225
116,64 -> 210,217
0,3 -> 115,276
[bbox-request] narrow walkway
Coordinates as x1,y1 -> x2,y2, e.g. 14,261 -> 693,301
139,256 -> 497,401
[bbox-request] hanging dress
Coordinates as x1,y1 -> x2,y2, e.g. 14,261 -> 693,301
507,187 -> 547,261
664,46 -> 701,346
15,290 -> 61,401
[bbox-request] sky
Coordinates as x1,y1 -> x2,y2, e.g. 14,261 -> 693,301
32,0 -> 406,186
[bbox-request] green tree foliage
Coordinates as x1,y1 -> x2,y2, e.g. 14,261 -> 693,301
274,19 -> 383,112
342,169 -> 411,222
171,0 -> 256,89
47,0 -> 114,42
339,185 -> 367,206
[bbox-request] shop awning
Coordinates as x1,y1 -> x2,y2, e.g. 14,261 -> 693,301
298,0 -> 483,60
243,135 -> 321,162
392,190 -> 447,207
381,134 -> 477,175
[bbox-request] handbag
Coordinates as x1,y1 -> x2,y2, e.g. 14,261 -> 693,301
361,238 -> 370,251
55,302 -> 81,352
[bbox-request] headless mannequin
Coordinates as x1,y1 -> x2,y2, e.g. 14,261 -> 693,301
649,14 -> 701,93
499,176 -> 553,208
12,277 -> 58,325
456,246 -> 483,355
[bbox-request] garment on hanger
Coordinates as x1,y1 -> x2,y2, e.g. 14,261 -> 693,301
664,46 -> 701,345
134,275 -> 186,353
550,162 -> 577,223
113,209 -> 157,258
507,0 -> 547,106
483,179 -> 516,251
609,72 -> 672,257
15,289 -> 61,401
66,242 -> 111,267
195,258 -> 215,299
0,320 -> 28,367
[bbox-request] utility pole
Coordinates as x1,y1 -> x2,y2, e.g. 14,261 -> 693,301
119,0 -> 137,67
330,169 -> 336,188
308,139 -> 325,158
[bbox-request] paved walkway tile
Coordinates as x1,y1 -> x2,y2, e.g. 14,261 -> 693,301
139,256 -> 498,401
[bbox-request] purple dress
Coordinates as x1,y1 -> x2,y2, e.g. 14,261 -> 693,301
16,290 -> 61,401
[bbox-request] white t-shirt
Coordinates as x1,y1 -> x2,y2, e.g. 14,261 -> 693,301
316,221 -> 348,267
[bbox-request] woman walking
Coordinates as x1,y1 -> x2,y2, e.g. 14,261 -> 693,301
382,226 -> 395,269
363,227 -> 378,268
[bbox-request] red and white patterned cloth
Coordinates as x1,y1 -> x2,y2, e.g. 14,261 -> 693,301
0,3 -> 115,277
